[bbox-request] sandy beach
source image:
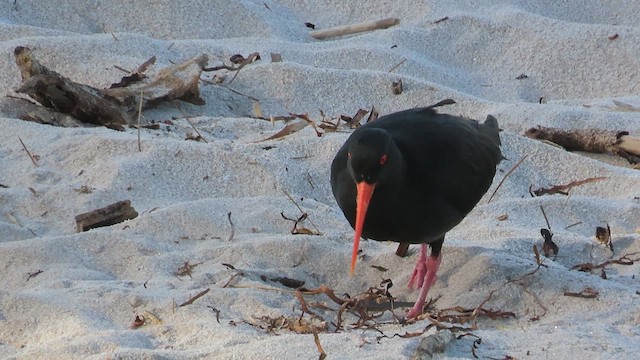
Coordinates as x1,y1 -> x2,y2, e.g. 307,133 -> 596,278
1,1 -> 639,359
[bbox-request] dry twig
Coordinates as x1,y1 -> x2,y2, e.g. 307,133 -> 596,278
433,16 -> 449,24
388,58 -> 407,73
227,212 -> 235,241
179,288 -> 211,307
26,269 -> 43,281
137,91 -> 143,151
309,17 -> 400,40
18,136 -> 38,167
564,287 -> 599,299
487,155 -> 528,203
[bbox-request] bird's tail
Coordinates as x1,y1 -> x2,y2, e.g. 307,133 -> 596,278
481,115 -> 505,162
480,115 -> 501,146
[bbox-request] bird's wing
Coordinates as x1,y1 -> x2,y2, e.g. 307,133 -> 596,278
393,113 -> 502,216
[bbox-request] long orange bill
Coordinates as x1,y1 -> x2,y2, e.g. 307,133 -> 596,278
350,181 -> 376,275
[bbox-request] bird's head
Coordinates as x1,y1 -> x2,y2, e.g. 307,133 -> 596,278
347,128 -> 390,185
346,128 -> 393,274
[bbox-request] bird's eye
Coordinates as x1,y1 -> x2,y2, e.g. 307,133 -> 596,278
379,154 -> 388,165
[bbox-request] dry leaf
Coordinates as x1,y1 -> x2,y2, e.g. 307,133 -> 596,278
371,265 -> 388,272
257,120 -> 308,142
142,310 -> 162,325
346,109 -> 369,128
595,223 -> 613,251
366,106 -> 379,123
540,228 -> 559,258
392,79 -> 403,94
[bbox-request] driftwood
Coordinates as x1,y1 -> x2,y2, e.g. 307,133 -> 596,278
12,46 -> 207,129
75,200 -> 138,232
525,125 -> 640,164
309,17 -> 400,40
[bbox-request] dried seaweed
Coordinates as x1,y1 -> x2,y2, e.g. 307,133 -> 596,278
313,330 -> 327,360
203,52 -> 260,83
244,314 -> 328,334
261,275 -> 306,289
530,177 -> 608,196
258,119 -> 309,142
572,252 -> 640,272
176,261 -> 203,278
281,189 -> 321,235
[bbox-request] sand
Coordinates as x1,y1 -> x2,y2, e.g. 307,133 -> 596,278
1,1 -> 639,359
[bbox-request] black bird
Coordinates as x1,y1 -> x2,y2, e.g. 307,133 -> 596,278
330,104 -> 502,318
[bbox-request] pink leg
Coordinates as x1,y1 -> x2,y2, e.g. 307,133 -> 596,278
408,244 -> 428,289
406,248 -> 442,319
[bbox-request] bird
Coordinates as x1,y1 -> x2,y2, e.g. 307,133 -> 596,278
330,101 -> 502,318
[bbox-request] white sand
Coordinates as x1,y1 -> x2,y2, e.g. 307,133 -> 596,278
1,1 -> 639,359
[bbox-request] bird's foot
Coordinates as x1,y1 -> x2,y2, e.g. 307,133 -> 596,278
405,306 -> 423,320
406,255 -> 442,319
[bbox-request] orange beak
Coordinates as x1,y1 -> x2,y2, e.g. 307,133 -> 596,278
350,181 -> 376,275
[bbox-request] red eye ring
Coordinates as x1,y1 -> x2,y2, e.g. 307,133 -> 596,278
379,154 -> 388,165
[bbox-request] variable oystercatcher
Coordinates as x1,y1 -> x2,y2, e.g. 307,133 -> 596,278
331,102 -> 502,318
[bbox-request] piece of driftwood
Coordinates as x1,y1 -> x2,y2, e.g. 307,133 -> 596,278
13,46 -> 208,129
309,17 -> 400,40
75,200 -> 138,232
525,125 -> 640,164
